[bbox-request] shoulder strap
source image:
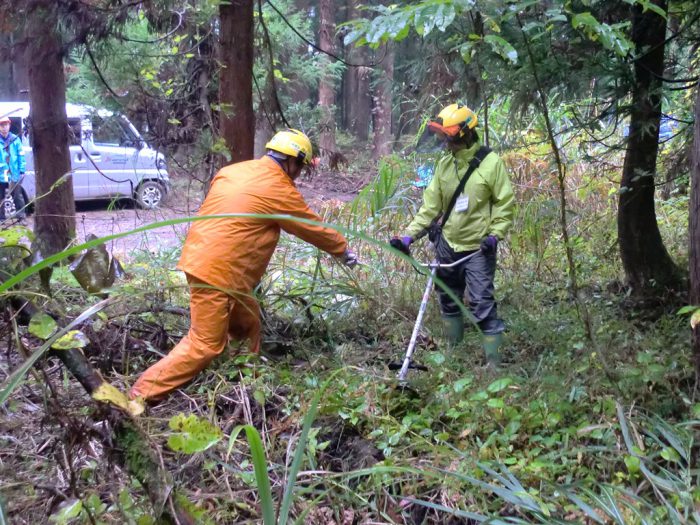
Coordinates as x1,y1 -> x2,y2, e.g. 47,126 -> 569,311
441,145 -> 491,226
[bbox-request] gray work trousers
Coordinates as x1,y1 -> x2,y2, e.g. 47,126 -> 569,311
434,236 -> 505,335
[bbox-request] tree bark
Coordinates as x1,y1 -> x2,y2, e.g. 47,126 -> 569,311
27,5 -> 75,257
317,0 -> 337,164
342,0 -> 371,140
219,0 -> 254,164
372,44 -> 394,160
617,0 -> 680,293
690,80 -> 700,372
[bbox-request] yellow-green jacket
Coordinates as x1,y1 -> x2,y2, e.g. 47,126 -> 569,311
405,142 -> 515,252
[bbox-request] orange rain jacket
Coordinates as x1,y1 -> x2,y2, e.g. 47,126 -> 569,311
179,155 -> 348,290
131,156 -> 348,400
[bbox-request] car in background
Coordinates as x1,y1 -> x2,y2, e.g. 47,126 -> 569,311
0,102 -> 170,209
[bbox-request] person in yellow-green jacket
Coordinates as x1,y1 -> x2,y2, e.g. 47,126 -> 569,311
395,103 -> 514,365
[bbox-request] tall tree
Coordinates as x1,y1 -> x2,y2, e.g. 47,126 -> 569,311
617,0 -> 680,293
342,0 -> 372,140
26,3 -> 75,257
372,44 -> 394,159
690,80 -> 700,371
219,0 -> 255,164
318,0 -> 337,164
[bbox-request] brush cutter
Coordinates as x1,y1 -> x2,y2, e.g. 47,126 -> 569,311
389,250 -> 481,383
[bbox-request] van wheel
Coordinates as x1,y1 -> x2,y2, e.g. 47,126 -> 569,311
21,188 -> 33,216
135,180 -> 166,209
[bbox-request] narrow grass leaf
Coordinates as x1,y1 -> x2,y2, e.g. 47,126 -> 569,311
242,425 -> 276,525
399,497 -> 487,522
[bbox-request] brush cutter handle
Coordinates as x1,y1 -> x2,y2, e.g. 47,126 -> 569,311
421,250 -> 481,270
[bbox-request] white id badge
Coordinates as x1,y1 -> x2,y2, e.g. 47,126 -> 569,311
455,195 -> 469,213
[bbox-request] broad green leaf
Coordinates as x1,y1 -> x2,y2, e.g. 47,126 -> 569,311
0,225 -> 34,248
470,390 -> 489,401
49,499 -> 83,524
453,377 -> 472,393
487,398 -> 505,409
624,454 -> 641,473
28,313 -> 58,340
167,413 -> 223,454
660,447 -> 680,463
487,377 -> 513,393
677,305 -> 699,315
458,42 -> 475,64
253,389 -> 266,406
571,12 -> 632,55
571,12 -> 599,31
634,0 -> 667,18
426,352 -> 446,366
51,330 -> 89,350
483,34 -> 518,64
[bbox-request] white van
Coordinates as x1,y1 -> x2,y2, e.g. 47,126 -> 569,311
0,102 -> 170,209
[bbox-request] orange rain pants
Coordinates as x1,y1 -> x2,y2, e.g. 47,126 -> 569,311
130,274 -> 262,400
131,156 -> 347,400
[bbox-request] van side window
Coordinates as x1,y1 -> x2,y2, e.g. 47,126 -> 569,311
92,115 -> 130,146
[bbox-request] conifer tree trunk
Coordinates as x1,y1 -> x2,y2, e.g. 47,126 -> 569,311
342,0 -> 371,141
690,81 -> 700,372
318,0 -> 336,164
372,44 -> 394,160
27,4 -> 75,256
617,0 -> 680,293
219,0 -> 254,164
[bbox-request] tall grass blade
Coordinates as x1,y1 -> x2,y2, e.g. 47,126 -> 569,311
398,497 -> 487,522
242,424 -> 276,525
563,490 -> 606,524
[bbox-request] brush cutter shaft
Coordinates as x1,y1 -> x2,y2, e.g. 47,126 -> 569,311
398,267 -> 436,381
397,250 -> 480,382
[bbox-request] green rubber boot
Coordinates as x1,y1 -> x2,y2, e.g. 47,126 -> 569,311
442,315 -> 464,347
483,332 -> 503,367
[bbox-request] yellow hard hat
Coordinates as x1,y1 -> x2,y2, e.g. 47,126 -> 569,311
427,103 -> 478,139
265,129 -> 313,165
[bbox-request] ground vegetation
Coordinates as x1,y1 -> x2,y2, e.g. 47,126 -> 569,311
0,0 -> 699,523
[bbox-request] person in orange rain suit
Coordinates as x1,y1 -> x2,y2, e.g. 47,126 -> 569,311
130,129 -> 358,401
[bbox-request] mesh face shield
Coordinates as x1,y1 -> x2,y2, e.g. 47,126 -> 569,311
426,120 -> 462,140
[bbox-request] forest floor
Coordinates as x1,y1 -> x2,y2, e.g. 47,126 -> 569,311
1,157 -> 695,524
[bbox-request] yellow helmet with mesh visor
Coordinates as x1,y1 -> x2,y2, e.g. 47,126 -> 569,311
265,129 -> 313,165
427,103 -> 478,140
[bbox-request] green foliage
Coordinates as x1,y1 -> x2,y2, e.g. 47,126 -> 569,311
350,156 -> 407,220
571,12 -> 633,56
28,313 -> 57,340
50,330 -> 89,350
48,499 -> 83,524
167,413 -> 223,454
343,0 -> 476,47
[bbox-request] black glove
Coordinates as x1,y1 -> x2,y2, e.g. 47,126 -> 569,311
390,236 -> 412,256
480,234 -> 498,255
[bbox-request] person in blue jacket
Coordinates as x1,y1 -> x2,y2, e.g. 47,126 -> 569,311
0,115 -> 27,220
